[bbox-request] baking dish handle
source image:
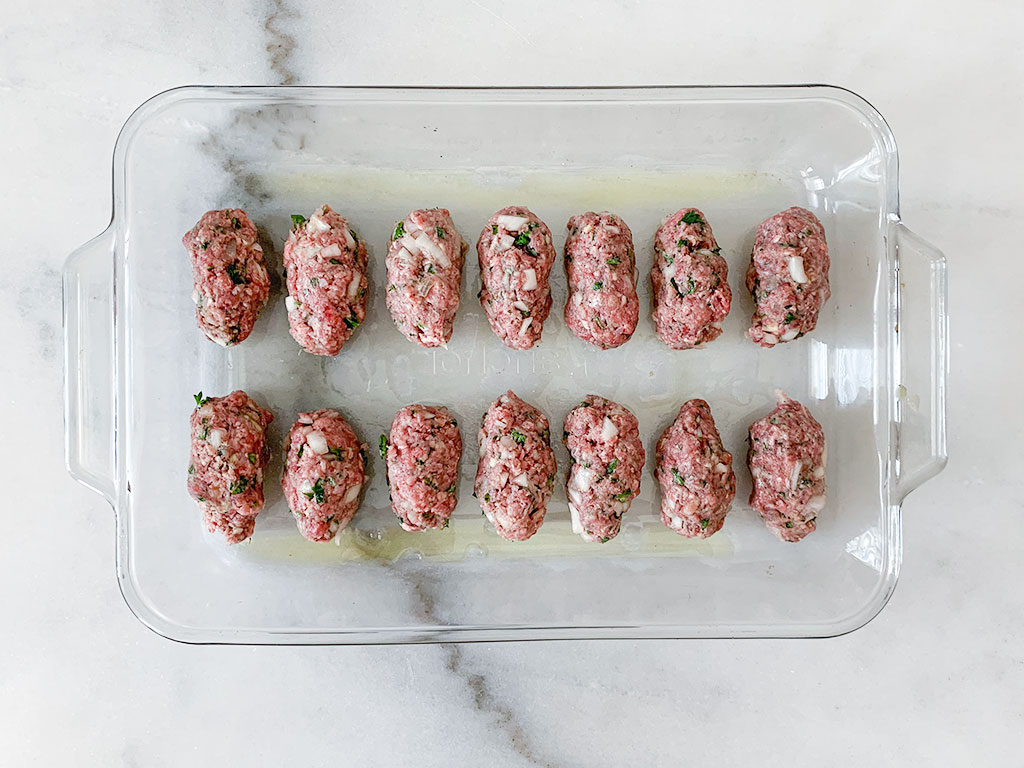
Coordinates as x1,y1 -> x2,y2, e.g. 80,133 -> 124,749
892,221 -> 949,502
63,226 -> 116,503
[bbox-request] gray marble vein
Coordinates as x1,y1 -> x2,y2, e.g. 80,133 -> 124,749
262,0 -> 299,85
410,579 -> 558,766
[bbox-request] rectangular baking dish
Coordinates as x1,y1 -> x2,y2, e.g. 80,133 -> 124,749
64,86 -> 948,643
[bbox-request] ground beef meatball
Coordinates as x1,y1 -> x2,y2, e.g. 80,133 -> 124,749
563,395 -> 644,542
383,404 -> 463,531
182,209 -> 270,346
563,212 -> 639,349
282,409 -> 367,542
477,206 -> 556,349
284,205 -> 369,355
748,390 -> 827,542
655,399 -> 736,538
187,390 -> 273,544
746,206 -> 830,347
650,208 -> 731,349
474,390 -> 556,541
385,209 -> 466,347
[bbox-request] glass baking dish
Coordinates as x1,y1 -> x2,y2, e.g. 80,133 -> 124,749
63,86 -> 948,643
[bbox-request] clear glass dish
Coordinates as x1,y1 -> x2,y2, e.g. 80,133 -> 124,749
63,86 -> 948,643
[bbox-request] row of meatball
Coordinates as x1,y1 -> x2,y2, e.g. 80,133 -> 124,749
186,389 -> 827,546
181,204 -> 831,353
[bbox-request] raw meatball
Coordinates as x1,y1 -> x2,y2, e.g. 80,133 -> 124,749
655,399 -> 736,538
746,206 -> 830,347
187,390 -> 273,544
282,409 -> 367,542
651,208 -> 731,349
748,390 -> 827,542
474,391 -> 556,541
182,209 -> 270,346
477,206 -> 556,349
385,209 -> 466,347
383,405 -> 463,531
284,205 -> 369,356
564,212 -> 639,349
563,395 -> 645,542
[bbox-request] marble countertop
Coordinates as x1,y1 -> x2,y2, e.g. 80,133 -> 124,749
1,0 -> 1020,764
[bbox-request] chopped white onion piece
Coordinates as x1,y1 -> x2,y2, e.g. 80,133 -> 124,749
572,467 -> 596,492
414,231 -> 450,268
207,429 -> 224,448
605,225 -> 620,234
497,472 -> 509,488
569,503 -> 583,535
568,487 -> 583,506
488,457 -> 498,467
191,288 -> 200,305
341,228 -> 355,249
396,246 -> 415,266
343,483 -> 361,503
762,332 -> 779,346
347,273 -> 361,299
285,296 -> 298,313
321,243 -> 342,259
781,329 -> 799,342
513,472 -> 530,487
751,466 -> 762,479
512,300 -> 530,314
496,215 -> 529,231
787,255 -> 808,283
519,317 -> 533,336
716,462 -> 728,474
820,441 -> 828,468
790,462 -> 802,491
495,234 -> 515,252
306,215 -> 330,233
306,431 -> 329,455
522,268 -> 537,291
806,494 -> 827,512
663,261 -> 676,279
813,465 -> 825,479
400,233 -> 421,255
601,417 -> 618,442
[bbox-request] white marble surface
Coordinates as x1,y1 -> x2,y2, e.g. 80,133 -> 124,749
1,0 -> 1021,764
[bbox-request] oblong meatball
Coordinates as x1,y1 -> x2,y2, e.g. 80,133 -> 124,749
748,391 -> 827,542
563,395 -> 644,542
651,208 -> 731,349
474,390 -> 556,541
284,205 -> 368,356
655,399 -> 736,538
182,209 -> 270,346
383,405 -> 463,531
477,206 -> 556,349
385,209 -> 466,347
746,206 -> 830,347
564,212 -> 639,349
187,389 -> 273,544
282,409 -> 367,542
